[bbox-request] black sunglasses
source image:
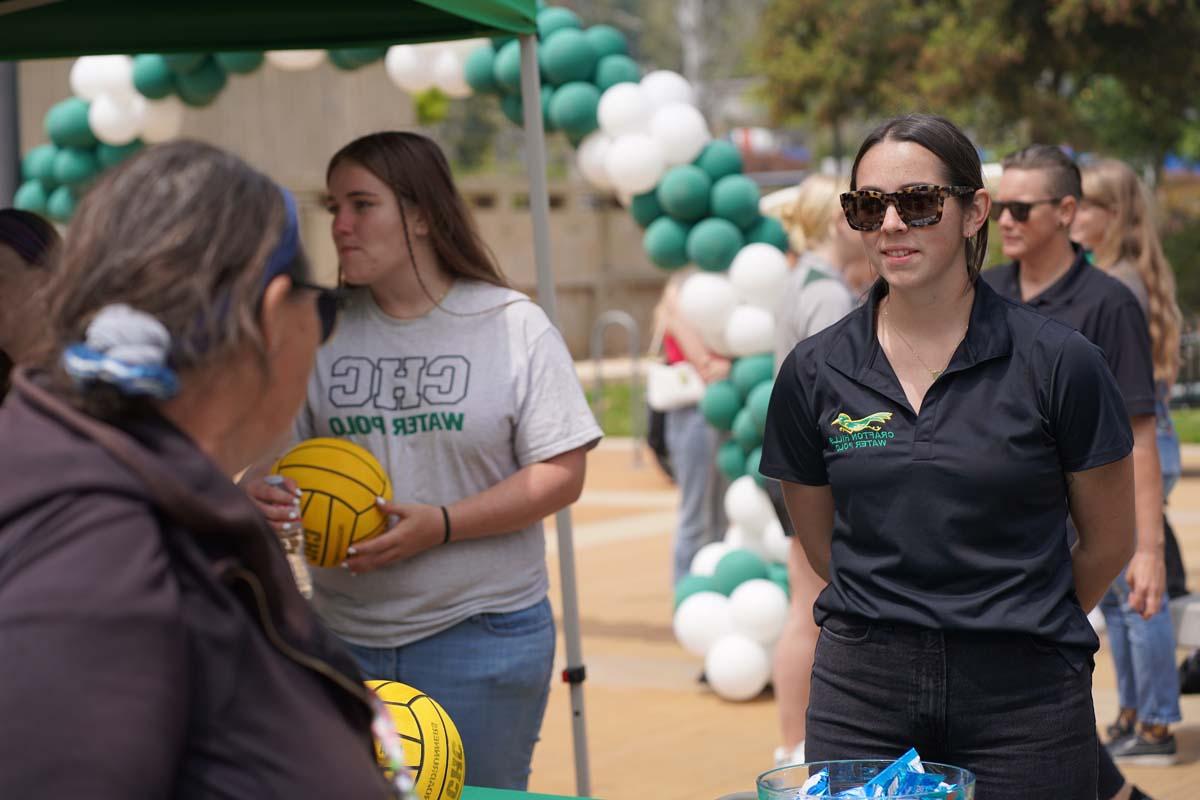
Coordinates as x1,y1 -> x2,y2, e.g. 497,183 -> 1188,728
988,197 -> 1064,223
291,277 -> 344,343
840,184 -> 978,231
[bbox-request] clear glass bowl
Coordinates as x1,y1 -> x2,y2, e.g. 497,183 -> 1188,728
756,759 -> 976,799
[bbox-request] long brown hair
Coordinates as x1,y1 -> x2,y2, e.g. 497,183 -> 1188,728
326,132 -> 508,298
1081,159 -> 1183,385
40,140 -> 293,418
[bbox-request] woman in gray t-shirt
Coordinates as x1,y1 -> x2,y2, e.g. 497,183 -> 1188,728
249,132 -> 601,792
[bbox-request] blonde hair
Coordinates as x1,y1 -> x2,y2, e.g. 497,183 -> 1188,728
778,174 -> 847,254
1081,159 -> 1183,384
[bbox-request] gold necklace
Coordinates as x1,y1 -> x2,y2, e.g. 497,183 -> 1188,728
881,300 -> 955,380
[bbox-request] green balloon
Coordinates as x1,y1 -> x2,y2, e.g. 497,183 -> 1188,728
731,353 -> 775,395
175,57 -> 226,97
464,44 -> 499,94
694,139 -> 744,181
52,147 -> 100,186
500,93 -> 524,126
537,6 -> 582,39
687,217 -> 744,272
547,81 -> 599,137
493,39 -> 523,93
747,380 -> 774,430
96,139 -> 144,169
657,165 -> 712,223
732,407 -> 762,452
643,217 -> 691,270
767,562 -> 790,596
744,215 -> 789,252
584,24 -> 629,58
539,28 -> 597,86
214,51 -> 265,74
674,573 -> 719,609
329,48 -> 384,70
745,446 -> 765,486
132,54 -> 175,99
630,190 -> 663,228
540,86 -> 558,132
593,53 -> 639,91
717,439 -> 748,481
700,380 -> 742,431
713,548 -> 769,595
327,50 -> 362,71
13,180 -> 48,214
711,174 -> 762,228
46,185 -> 76,222
22,143 -> 58,183
45,98 -> 96,149
163,53 -> 207,75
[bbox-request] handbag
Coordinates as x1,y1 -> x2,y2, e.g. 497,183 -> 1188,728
646,361 -> 705,411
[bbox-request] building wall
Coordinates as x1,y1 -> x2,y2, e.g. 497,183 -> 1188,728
17,58 -> 667,358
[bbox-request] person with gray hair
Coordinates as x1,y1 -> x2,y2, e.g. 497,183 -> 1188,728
0,141 -> 402,797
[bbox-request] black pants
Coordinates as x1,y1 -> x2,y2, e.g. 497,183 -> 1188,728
807,615 -> 1098,800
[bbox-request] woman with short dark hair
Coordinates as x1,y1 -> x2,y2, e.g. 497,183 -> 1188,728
761,114 -> 1136,799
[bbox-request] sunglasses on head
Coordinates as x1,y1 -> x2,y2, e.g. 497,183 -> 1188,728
840,184 -> 978,232
290,277 -> 344,343
988,197 -> 1063,223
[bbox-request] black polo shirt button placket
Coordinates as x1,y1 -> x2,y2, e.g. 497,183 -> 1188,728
761,278 -> 1133,656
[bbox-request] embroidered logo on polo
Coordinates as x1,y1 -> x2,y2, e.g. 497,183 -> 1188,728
829,411 -> 895,452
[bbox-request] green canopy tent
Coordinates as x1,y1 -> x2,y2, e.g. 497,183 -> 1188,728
0,1 -> 593,795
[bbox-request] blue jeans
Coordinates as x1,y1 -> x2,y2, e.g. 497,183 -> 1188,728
807,616 -> 1098,800
665,405 -> 726,583
1099,574 -> 1182,726
341,598 -> 556,790
1157,388 -> 1181,499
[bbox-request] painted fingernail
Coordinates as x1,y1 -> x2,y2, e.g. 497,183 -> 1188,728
282,522 -> 294,532
294,487 -> 304,498
347,546 -> 357,556
288,510 -> 299,520
376,496 -> 386,505
264,475 -> 285,486
340,561 -> 350,569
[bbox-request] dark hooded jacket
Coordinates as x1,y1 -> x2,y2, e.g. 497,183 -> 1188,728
0,371 -> 394,799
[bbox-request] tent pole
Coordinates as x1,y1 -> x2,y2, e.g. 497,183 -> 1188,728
0,62 -> 20,206
519,33 -> 592,799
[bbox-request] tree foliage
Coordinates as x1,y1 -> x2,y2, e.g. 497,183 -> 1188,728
756,0 -> 1200,164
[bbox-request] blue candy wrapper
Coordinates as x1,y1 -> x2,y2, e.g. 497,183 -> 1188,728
802,749 -> 960,798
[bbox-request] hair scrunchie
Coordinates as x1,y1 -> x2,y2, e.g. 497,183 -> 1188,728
62,304 -> 179,399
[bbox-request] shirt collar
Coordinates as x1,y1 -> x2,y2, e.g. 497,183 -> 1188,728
825,277 -> 1013,391
1005,242 -> 1089,309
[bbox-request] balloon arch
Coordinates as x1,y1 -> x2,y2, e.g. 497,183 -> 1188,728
13,4 -> 795,703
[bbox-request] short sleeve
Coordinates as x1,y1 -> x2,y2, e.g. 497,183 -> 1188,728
759,347 -> 829,485
513,326 -> 603,466
1049,330 -> 1135,472
1089,296 -> 1156,418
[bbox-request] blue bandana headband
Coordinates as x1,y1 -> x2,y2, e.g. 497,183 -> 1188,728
62,186 -> 301,400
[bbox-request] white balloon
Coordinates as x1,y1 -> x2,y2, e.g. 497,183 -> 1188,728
702,324 -> 733,358
705,633 -> 771,701
729,243 -> 791,311
604,133 -> 665,195
266,50 -> 326,71
432,50 -> 472,98
724,305 -> 776,358
88,93 -> 145,147
690,540 -> 732,577
385,44 -> 435,93
576,132 -> 613,190
763,516 -> 791,565
597,82 -> 651,138
649,102 -> 711,166
673,591 -> 733,657
677,272 -> 737,340
724,523 -> 768,560
724,476 -> 776,536
70,55 -> 134,102
729,579 -> 790,646
138,96 -> 184,144
640,70 -> 695,107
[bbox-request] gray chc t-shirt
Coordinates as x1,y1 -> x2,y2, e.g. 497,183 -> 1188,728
294,280 -> 603,647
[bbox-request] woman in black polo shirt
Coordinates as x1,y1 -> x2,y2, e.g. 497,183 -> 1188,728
760,114 -> 1136,800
